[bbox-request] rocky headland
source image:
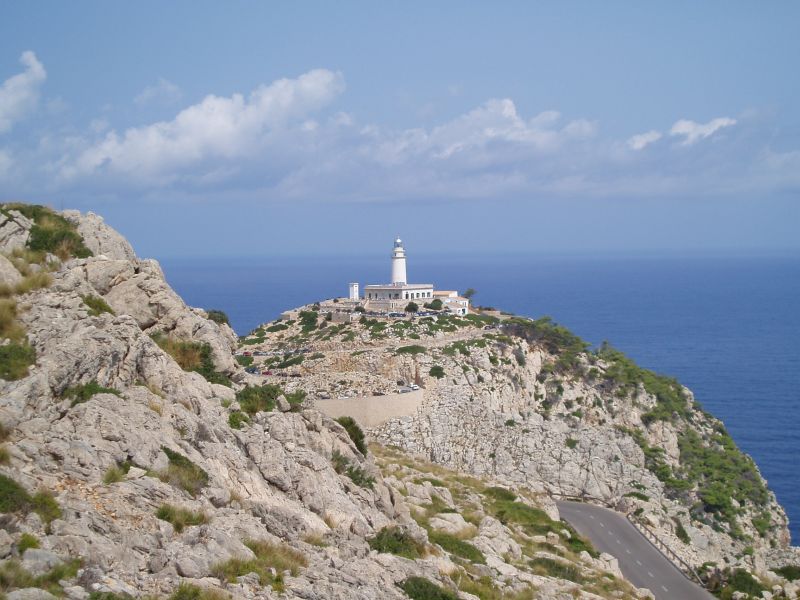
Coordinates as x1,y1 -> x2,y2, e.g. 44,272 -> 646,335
0,203 -> 798,599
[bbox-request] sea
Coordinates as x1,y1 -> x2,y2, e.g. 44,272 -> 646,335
159,254 -> 800,543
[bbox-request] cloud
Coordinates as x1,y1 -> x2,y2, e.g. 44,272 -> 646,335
134,77 -> 182,106
0,51 -> 46,134
627,130 -> 662,150
0,65 -> 793,204
670,117 -> 736,145
61,69 -> 345,182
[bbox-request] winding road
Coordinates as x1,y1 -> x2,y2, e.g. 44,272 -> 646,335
556,500 -> 713,600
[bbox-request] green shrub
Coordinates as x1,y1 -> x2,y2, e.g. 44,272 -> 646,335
396,345 -> 426,355
228,411 -> 250,429
3,203 -> 93,260
88,593 -> 134,600
265,323 -> 288,332
428,531 -> 485,564
212,539 -> 306,592
624,491 -> 649,502
18,533 -> 40,553
565,438 -> 578,449
236,384 -> 283,415
397,577 -> 458,600
752,511 -> 771,537
205,309 -> 229,325
529,556 -> 582,583
331,450 -> 374,489
167,582 -> 229,600
62,380 -> 121,406
673,518 -> 691,544
31,490 -> 61,524
103,462 -> 132,484
158,447 -> 209,496
429,365 -> 445,379
235,355 -> 253,367
679,428 -> 768,526
775,565 -> 800,581
0,445 -> 9,465
721,569 -> 765,597
0,556 -> 81,595
275,354 -> 304,369
298,310 -> 318,333
0,474 -> 31,513
0,342 -> 36,381
156,504 -> 208,533
368,527 -> 424,559
483,487 -> 516,502
82,295 -> 114,316
335,416 -> 367,455
152,333 -> 231,386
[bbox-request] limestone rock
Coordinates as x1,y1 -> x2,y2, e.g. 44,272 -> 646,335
0,210 -> 33,253
62,211 -> 136,261
0,254 -> 22,286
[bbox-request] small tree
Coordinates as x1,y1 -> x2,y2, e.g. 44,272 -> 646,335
405,302 -> 419,313
463,288 -> 476,299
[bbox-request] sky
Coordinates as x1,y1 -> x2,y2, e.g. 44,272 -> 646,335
0,2 -> 798,258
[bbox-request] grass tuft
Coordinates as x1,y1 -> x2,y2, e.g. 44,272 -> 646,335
158,447 -> 209,496
156,504 -> 208,533
82,294 -> 114,316
368,527 -> 423,559
62,380 -> 121,406
397,577 -> 458,600
211,539 -> 307,592
152,333 -> 231,387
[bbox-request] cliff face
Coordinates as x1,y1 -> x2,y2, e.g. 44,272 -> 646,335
240,302 -> 800,595
0,205 -> 658,600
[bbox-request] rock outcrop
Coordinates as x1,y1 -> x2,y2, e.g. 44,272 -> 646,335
239,301 -> 800,598
1,204 -> 664,599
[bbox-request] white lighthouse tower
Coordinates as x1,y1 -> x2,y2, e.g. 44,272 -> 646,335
391,237 -> 407,285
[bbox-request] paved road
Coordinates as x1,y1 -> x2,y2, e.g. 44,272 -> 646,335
557,500 -> 713,600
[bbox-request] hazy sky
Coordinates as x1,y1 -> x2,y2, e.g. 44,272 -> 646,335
0,2 -> 798,258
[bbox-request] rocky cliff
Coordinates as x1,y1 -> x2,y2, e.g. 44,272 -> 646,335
239,301 -> 800,598
0,204 -> 668,600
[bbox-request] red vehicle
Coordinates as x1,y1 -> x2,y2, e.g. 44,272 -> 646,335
242,351 -> 252,357
261,370 -> 272,376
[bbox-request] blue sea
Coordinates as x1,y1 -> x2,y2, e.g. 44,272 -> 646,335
160,254 -> 800,543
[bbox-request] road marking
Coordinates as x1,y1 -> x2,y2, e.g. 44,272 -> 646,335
625,549 -> 631,554
589,515 -> 595,520
648,571 -> 654,578
599,522 -> 605,528
661,586 -> 669,592
635,560 -> 642,566
615,538 -> 621,544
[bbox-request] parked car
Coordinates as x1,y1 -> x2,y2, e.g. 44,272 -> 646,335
409,384 -> 420,391
245,366 -> 259,374
261,370 -> 272,376
243,351 -> 252,357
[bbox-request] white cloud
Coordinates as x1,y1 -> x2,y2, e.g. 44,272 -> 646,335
0,51 -> 46,134
62,69 -> 345,182
627,130 -> 662,150
134,77 -> 182,106
670,117 -> 736,145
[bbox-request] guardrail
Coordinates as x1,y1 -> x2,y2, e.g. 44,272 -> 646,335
552,492 -> 706,588
627,514 -> 705,586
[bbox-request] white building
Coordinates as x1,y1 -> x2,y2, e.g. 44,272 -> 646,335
353,238 -> 468,315
433,290 -> 470,316
362,238 -> 433,311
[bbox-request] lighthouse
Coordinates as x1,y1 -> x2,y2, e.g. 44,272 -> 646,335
391,237 -> 407,285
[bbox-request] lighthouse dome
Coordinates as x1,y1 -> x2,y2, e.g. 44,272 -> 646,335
394,237 -> 403,248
